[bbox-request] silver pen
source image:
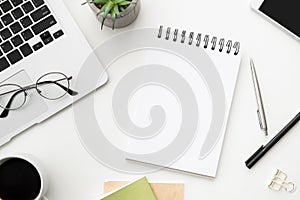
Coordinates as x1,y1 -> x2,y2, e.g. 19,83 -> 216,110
250,58 -> 268,136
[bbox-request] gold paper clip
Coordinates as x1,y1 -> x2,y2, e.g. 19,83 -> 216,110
268,169 -> 296,193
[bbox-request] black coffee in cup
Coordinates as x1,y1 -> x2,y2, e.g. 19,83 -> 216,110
0,158 -> 41,200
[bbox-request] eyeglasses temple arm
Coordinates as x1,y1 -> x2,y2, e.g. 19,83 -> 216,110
54,82 -> 78,96
0,90 -> 24,118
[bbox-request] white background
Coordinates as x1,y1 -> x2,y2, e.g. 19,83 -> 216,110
1,0 -> 300,199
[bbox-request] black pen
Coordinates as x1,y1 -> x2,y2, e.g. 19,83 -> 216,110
245,112 -> 300,169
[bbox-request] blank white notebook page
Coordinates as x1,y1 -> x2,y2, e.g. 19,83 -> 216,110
124,27 -> 241,177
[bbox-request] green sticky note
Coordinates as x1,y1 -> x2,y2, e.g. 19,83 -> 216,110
101,177 -> 157,200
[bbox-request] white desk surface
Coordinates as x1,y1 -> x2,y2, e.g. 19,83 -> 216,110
1,0 -> 300,199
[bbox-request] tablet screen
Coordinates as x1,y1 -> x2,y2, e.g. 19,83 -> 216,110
259,0 -> 300,37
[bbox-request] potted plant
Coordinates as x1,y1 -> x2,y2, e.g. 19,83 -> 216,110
82,0 -> 141,30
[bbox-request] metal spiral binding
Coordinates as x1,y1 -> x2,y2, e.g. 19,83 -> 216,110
203,35 -> 209,49
226,40 -> 232,54
173,29 -> 178,42
165,27 -> 171,40
196,33 -> 201,47
233,42 -> 240,55
181,30 -> 186,43
211,37 -> 217,50
188,32 -> 194,45
158,25 -> 163,38
157,26 -> 240,55
219,39 -> 225,52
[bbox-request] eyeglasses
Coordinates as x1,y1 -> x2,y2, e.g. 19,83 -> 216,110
0,72 -> 78,118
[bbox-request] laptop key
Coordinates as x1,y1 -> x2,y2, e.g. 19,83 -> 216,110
21,1 -> 34,14
0,28 -> 12,40
1,13 -> 14,26
7,49 -> 22,64
0,21 -> 3,29
20,43 -> 33,57
30,5 -> 50,22
21,29 -> 33,41
40,31 -> 53,45
10,22 -> 22,34
32,15 -> 57,35
0,49 -> 2,56
11,7 -> 24,20
0,57 -> 10,72
11,0 -> 23,7
0,1 -> 13,13
1,41 -> 13,53
32,41 -> 43,51
53,30 -> 64,39
11,35 -> 23,47
32,0 -> 44,8
20,16 -> 33,28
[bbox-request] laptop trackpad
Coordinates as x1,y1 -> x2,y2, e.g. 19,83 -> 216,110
0,70 -> 48,143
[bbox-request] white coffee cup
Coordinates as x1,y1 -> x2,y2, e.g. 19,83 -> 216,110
0,154 -> 48,200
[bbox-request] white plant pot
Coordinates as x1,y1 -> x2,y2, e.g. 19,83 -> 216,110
89,0 -> 140,29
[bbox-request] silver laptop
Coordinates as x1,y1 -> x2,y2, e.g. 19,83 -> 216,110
0,0 -> 108,145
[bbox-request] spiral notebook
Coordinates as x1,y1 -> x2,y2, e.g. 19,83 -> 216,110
126,26 -> 242,177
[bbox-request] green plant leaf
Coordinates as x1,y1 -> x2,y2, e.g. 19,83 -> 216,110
111,10 -> 116,30
113,4 -> 120,16
93,0 -> 109,4
101,13 -> 107,30
96,3 -> 107,16
118,0 -> 132,6
104,1 -> 114,15
114,0 -> 126,4
101,1 -> 114,29
120,6 -> 125,12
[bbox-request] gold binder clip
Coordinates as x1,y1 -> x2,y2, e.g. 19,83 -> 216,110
268,169 -> 296,193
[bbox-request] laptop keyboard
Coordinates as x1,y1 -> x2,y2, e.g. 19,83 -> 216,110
0,0 -> 64,72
